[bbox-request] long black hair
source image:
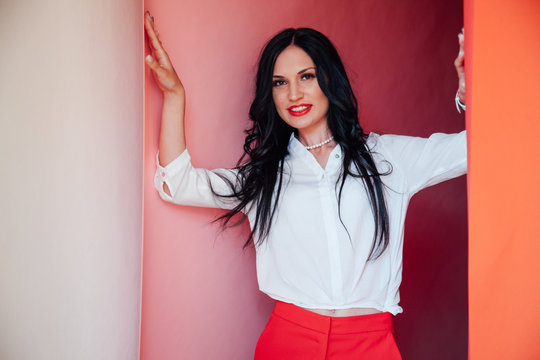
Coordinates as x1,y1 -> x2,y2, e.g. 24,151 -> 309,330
212,28 -> 391,260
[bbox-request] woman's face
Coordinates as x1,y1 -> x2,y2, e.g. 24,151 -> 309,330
272,45 -> 329,135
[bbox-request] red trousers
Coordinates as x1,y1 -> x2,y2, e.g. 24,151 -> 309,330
254,301 -> 402,360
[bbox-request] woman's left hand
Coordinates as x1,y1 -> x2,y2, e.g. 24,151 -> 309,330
454,28 -> 465,103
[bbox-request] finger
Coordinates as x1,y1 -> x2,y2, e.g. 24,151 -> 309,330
144,13 -> 159,44
454,57 -> 464,69
144,12 -> 163,50
145,25 -> 164,58
454,53 -> 464,73
144,15 -> 171,67
144,12 -> 165,72
145,54 -> 164,75
454,49 -> 464,66
145,12 -> 161,41
454,30 -> 465,68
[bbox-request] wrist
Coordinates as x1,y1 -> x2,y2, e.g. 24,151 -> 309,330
455,90 -> 466,113
163,86 -> 185,101
457,89 -> 465,103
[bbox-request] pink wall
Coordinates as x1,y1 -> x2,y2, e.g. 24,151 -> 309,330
141,0 -> 466,359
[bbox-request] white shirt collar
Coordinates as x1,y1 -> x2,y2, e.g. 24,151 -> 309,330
286,133 -> 342,174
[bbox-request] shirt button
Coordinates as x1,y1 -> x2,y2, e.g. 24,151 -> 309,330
335,154 -> 340,159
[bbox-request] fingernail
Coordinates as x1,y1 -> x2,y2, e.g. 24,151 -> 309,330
146,54 -> 153,63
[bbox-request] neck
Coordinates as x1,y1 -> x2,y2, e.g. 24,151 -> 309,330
297,126 -> 332,149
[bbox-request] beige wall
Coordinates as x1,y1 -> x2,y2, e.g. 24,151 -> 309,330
0,1 -> 143,359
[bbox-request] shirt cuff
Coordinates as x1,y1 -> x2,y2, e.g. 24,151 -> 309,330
154,149 -> 190,200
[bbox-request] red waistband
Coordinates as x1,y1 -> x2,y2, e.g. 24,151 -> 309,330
272,301 -> 394,335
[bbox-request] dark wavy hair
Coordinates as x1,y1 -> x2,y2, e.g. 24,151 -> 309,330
213,28 -> 391,260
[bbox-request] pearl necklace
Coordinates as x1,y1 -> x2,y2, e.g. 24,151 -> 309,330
304,136 -> 334,150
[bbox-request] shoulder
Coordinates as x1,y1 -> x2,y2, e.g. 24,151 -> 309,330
365,132 -> 408,159
366,131 -> 419,151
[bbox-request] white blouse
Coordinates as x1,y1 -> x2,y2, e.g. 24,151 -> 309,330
154,131 -> 467,315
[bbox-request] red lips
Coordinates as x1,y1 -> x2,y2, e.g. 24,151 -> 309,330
287,104 -> 312,117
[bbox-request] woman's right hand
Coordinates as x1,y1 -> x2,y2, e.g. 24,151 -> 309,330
144,11 -> 184,96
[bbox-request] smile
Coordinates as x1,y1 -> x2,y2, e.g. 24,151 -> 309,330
287,104 -> 312,116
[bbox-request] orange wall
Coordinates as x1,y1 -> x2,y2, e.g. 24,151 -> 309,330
467,1 -> 540,359
141,1 -> 466,359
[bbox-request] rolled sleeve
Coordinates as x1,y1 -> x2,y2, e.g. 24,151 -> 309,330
155,149 -> 190,202
154,149 -> 241,210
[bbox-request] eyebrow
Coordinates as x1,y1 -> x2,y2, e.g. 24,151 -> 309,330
272,66 -> 316,78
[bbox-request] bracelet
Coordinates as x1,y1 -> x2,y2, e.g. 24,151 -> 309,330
455,91 -> 466,113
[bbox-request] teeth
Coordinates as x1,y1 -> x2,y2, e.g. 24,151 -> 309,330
290,105 -> 309,112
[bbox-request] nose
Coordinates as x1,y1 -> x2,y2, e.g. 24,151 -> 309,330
288,81 -> 303,102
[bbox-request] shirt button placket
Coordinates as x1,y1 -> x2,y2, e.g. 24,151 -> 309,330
319,170 -> 343,303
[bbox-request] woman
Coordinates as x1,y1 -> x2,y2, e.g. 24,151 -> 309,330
145,11 -> 466,359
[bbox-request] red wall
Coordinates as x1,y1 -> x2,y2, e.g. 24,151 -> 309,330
141,0 -> 467,359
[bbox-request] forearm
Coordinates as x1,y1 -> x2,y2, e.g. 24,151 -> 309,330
158,89 -> 186,166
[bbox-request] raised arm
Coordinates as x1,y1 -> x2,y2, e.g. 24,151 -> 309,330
373,29 -> 468,195
144,12 -> 241,210
145,11 -> 185,196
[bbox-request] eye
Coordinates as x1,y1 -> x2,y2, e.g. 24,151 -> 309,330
272,79 -> 286,87
301,73 -> 316,80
